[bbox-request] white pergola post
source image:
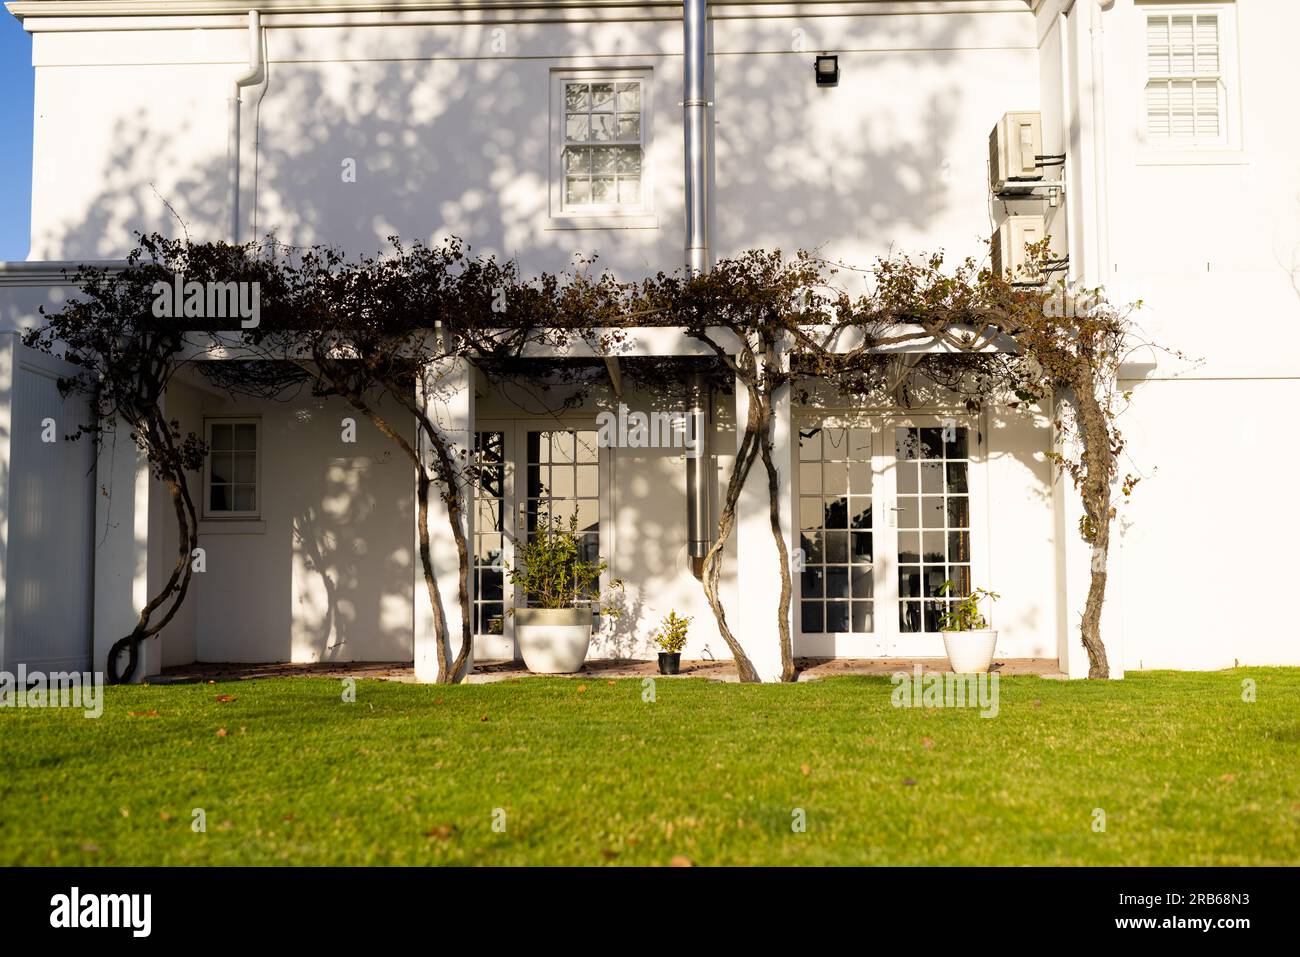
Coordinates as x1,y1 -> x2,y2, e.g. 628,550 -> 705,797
414,359 -> 475,683
733,357 -> 795,682
93,421 -> 158,682
1052,390 -> 1124,679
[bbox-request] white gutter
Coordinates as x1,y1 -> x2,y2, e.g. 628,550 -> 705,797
682,0 -> 712,558
682,0 -> 709,276
227,10 -> 264,244
1088,0 -> 1113,285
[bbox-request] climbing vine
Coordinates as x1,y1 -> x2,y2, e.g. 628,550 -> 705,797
30,234 -> 1158,682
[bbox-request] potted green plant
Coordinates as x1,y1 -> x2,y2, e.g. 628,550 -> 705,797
650,610 -> 691,675
937,581 -> 1000,673
507,513 -> 622,674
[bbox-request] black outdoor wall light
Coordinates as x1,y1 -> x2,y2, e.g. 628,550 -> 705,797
814,54 -> 839,87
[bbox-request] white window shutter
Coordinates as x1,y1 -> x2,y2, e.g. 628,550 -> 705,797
1145,11 -> 1224,143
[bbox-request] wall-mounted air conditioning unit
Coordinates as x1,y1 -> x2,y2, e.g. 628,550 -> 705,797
991,214 -> 1045,284
989,111 -> 1042,192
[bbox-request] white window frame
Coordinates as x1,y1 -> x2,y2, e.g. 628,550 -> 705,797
548,67 -> 656,229
789,411 -> 990,659
1135,1 -> 1244,163
203,417 -> 262,520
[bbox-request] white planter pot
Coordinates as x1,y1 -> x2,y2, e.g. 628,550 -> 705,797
514,608 -> 593,674
942,629 -> 998,673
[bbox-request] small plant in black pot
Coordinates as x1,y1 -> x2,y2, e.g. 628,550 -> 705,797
651,610 -> 690,675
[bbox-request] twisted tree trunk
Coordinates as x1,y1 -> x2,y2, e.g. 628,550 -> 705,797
756,391 -> 796,682
700,387 -> 763,683
107,410 -> 200,684
334,389 -> 463,684
1071,378 -> 1113,679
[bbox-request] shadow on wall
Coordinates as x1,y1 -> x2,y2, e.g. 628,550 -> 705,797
27,9 -> 1017,662
290,395 -> 416,663
36,10 -> 990,277
184,387 -> 415,664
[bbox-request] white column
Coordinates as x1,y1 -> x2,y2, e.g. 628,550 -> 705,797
1052,390 -> 1124,679
414,359 -> 475,683
733,359 -> 794,682
93,421 -> 157,682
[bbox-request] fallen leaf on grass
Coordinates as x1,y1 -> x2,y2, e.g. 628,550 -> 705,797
600,848 -> 619,860
214,694 -> 236,703
158,811 -> 172,822
922,737 -> 934,750
1219,773 -> 1236,783
426,824 -> 457,842
800,763 -> 811,776
577,684 -> 587,693
119,807 -> 130,818
128,710 -> 160,718
479,714 -> 488,722
216,727 -> 228,737
669,855 -> 694,867
1033,699 -> 1043,708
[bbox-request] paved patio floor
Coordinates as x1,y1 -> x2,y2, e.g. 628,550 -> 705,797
153,657 -> 1064,684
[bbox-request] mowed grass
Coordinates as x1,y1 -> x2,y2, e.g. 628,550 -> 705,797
1,670 -> 1298,866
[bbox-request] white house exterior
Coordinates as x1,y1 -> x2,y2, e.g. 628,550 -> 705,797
0,0 -> 1296,682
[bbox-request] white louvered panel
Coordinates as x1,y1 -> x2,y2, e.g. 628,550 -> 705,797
1196,16 -> 1220,72
1145,12 -> 1225,143
1148,16 -> 1170,75
1146,83 -> 1171,138
5,351 -> 95,672
1170,16 -> 1196,73
1195,80 -> 1220,137
1170,80 -> 1196,138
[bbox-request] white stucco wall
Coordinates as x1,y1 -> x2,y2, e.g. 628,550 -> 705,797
23,5 -> 1038,282
1033,0 -> 1300,668
159,382 -> 415,664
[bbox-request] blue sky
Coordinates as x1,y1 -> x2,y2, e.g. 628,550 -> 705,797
1,12 -> 33,260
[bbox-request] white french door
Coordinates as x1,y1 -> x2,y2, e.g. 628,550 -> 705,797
470,420 -> 604,661
793,413 -> 987,657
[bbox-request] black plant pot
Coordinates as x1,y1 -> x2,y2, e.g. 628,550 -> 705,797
658,652 -> 681,675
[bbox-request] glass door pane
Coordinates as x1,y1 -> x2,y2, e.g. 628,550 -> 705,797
472,430 -> 507,638
523,428 -> 601,601
797,421 -> 875,636
894,425 -> 972,633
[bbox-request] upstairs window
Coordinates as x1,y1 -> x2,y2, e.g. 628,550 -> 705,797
1144,8 -> 1227,144
551,70 -> 652,222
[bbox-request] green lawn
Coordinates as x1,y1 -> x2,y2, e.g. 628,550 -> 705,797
2,670 -> 1298,865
